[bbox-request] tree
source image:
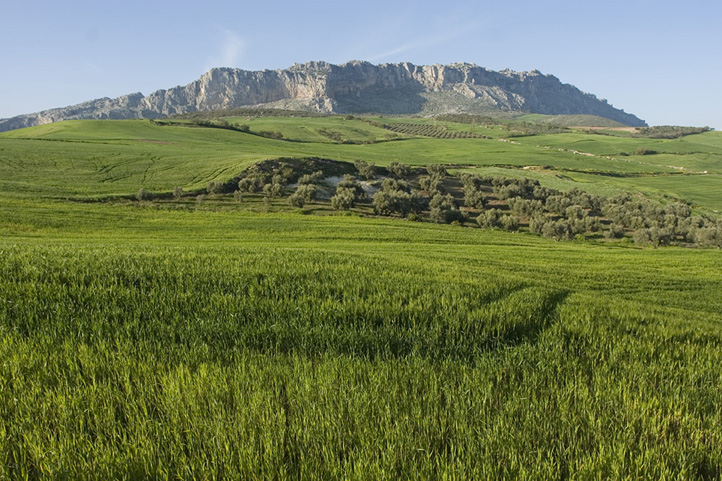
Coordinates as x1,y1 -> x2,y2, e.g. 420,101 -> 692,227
207,181 -> 223,195
464,189 -> 486,209
336,175 -> 365,201
429,193 -> 464,224
331,188 -> 356,210
387,162 -> 411,179
420,175 -> 444,195
238,173 -> 268,193
605,223 -> 625,239
476,209 -> 502,229
426,164 -> 447,177
298,170 -> 324,185
500,214 -> 520,231
354,160 -> 376,180
288,184 -> 316,208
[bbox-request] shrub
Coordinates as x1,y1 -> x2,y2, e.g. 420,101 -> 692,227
605,224 -> 625,239
354,160 -> 376,180
288,184 -> 317,208
137,188 -> 153,201
298,170 -> 324,185
387,162 -> 411,179
207,181 -> 223,195
476,209 -> 502,229
426,164 -> 448,177
331,188 -> 356,210
500,214 -> 520,231
430,193 -> 464,224
420,175 -> 444,195
635,147 -> 657,156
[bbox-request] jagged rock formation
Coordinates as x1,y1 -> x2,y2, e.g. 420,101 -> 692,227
0,61 -> 646,131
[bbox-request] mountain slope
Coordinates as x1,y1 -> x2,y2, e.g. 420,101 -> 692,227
0,61 -> 646,132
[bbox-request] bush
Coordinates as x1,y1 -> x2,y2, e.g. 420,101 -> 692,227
207,181 -> 223,195
605,223 -> 625,239
137,188 -> 153,201
476,209 -> 502,229
298,171 -> 324,186
426,164 -> 448,177
635,148 -> 657,156
354,160 -> 376,180
331,188 -> 356,210
420,175 -> 444,195
387,162 -> 411,179
500,215 -> 520,231
288,184 -> 317,208
429,193 -> 464,224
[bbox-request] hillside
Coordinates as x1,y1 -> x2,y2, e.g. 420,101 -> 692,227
2,113 -> 722,478
1,116 -> 718,210
0,61 -> 646,132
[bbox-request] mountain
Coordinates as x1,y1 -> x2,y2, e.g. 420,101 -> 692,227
0,61 -> 647,131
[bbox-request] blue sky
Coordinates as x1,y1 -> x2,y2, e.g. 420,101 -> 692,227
1,0 -> 720,128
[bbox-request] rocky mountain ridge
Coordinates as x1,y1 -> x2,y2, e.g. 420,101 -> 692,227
0,60 -> 647,131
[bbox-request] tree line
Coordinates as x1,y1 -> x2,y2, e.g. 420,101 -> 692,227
141,158 -> 721,248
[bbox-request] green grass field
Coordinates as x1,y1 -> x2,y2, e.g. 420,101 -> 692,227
1,115 -> 721,478
2,117 -> 720,210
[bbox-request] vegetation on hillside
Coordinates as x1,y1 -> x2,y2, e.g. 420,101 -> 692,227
633,125 -> 712,139
167,157 -> 721,248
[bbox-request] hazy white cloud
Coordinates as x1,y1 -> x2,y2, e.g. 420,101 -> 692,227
206,27 -> 245,69
366,18 -> 484,63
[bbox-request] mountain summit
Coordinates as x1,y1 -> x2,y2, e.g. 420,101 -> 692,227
0,61 -> 646,131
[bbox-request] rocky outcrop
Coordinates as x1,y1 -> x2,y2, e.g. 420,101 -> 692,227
0,61 -> 647,131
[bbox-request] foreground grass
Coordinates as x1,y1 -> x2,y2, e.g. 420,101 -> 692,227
1,201 -> 721,479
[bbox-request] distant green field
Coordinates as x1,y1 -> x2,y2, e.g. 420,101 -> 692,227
2,118 -> 721,210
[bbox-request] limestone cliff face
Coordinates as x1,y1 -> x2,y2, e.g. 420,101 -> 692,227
0,61 -> 646,132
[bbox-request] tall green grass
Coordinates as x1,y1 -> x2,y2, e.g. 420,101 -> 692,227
1,206 -> 721,478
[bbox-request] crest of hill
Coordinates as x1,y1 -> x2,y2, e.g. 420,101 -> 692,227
0,61 -> 647,132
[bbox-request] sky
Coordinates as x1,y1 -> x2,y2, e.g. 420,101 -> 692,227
1,0 -> 720,128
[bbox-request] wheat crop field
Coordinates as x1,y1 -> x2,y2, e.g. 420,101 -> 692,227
1,114 -> 721,479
